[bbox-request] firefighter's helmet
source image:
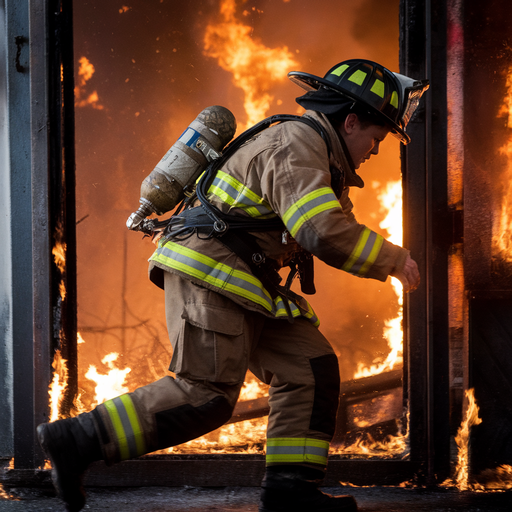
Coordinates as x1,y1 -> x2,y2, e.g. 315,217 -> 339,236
288,59 -> 429,144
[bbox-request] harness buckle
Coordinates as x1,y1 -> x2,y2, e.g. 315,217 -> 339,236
252,252 -> 265,265
213,220 -> 228,234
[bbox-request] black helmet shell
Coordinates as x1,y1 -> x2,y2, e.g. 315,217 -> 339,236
289,59 -> 429,144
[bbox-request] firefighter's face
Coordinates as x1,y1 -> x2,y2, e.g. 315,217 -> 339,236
340,114 -> 390,169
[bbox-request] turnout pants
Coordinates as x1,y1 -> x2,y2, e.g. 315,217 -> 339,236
94,272 -> 340,471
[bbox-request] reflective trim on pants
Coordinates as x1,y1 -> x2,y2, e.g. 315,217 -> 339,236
266,437 -> 329,468
102,394 -> 146,461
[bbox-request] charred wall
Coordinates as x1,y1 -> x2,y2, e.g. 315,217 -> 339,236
461,0 -> 512,475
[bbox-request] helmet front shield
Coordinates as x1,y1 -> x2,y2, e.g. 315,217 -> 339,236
392,73 -> 430,133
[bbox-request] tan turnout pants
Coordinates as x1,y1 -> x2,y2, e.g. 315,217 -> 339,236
96,271 -> 340,469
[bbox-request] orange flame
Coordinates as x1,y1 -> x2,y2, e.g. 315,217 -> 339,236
75,56 -> 104,110
493,67 -> 512,261
52,242 -> 66,274
453,388 -> 482,490
85,353 -> 131,407
48,350 -> 69,422
355,181 -> 403,379
332,409 -> 409,459
204,0 -> 297,129
0,482 -> 19,501
473,464 -> 512,490
442,388 -> 482,491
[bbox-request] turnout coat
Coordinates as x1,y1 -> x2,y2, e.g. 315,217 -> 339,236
148,109 -> 409,325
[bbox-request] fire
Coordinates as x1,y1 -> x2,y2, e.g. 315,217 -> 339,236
85,353 -> 131,407
0,483 -> 19,501
52,241 -> 66,274
204,0 -> 297,129
355,180 -> 404,379
442,388 -> 482,491
332,409 -> 409,459
48,350 -> 69,422
473,464 -> 512,490
75,56 -> 104,110
493,67 -> 512,261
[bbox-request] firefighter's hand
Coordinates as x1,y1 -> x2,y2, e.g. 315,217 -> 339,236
391,254 -> 420,293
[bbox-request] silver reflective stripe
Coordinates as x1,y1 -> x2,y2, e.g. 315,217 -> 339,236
266,444 -> 328,458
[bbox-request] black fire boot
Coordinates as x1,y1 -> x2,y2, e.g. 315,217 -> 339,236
259,466 -> 358,512
37,413 -> 103,512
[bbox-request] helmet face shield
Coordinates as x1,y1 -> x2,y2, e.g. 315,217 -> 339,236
289,59 -> 429,145
392,73 -> 430,129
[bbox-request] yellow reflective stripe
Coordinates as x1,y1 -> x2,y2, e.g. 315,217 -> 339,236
119,394 -> 146,456
283,188 -> 340,237
358,234 -> 384,275
370,79 -> 385,98
348,69 -> 367,86
208,171 -> 274,218
215,171 -> 267,205
390,90 -> 399,109
331,64 -> 349,77
342,228 -> 370,272
290,200 -> 340,237
151,242 -> 320,325
342,227 -> 384,276
152,242 -> 274,310
103,399 -> 130,461
266,438 -> 329,466
273,297 -> 320,326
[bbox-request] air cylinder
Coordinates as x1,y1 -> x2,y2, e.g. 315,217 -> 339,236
127,105 -> 236,230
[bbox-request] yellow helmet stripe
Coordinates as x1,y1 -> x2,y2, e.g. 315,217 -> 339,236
390,90 -> 399,109
330,63 -> 350,77
370,79 -> 385,98
348,69 -> 367,86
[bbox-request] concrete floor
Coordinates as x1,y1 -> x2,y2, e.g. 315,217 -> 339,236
1,484 -> 511,511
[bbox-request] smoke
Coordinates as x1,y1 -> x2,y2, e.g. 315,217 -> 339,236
351,0 -> 400,70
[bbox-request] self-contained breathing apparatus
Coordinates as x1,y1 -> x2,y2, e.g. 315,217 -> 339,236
126,107 -> 336,320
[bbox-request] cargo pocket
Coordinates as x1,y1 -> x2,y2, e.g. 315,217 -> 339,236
169,302 -> 247,384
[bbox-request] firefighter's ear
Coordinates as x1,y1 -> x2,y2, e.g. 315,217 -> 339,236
343,113 -> 359,134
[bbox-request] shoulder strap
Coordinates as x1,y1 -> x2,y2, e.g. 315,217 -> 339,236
195,114 -> 331,233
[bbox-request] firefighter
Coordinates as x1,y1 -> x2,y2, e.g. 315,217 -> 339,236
37,59 -> 428,512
